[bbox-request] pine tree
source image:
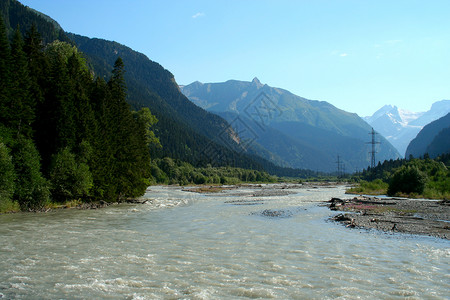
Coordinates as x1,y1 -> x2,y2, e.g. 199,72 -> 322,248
108,57 -> 135,199
108,57 -> 127,103
35,42 -> 76,169
67,52 -> 96,147
24,23 -> 48,110
106,57 -> 151,199
89,77 -> 117,201
11,137 -> 49,210
0,16 -> 12,130
10,26 -> 34,138
0,141 -> 16,210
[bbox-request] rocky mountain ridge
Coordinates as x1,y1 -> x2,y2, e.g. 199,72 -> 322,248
181,78 -> 400,172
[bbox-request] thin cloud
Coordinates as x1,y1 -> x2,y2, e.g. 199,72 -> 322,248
374,39 -> 403,48
331,51 -> 349,57
192,12 -> 205,19
384,39 -> 403,44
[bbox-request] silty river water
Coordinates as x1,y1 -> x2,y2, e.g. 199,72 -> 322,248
0,184 -> 449,299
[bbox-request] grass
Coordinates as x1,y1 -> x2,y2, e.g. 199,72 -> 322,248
346,179 -> 388,195
44,199 -> 83,209
342,203 -> 417,215
387,187 -> 449,200
0,199 -> 20,213
422,187 -> 450,200
0,198 -> 86,214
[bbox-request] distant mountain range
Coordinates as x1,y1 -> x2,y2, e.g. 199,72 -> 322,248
364,100 -> 450,156
3,0 -> 316,177
181,78 -> 400,172
1,0 -> 406,175
405,113 -> 450,158
66,36 -> 306,175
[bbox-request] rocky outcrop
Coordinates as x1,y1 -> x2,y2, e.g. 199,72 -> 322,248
328,196 -> 450,240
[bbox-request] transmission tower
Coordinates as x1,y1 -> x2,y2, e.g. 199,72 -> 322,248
367,128 -> 380,168
335,155 -> 343,177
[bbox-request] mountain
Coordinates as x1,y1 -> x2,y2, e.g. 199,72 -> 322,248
67,34 -> 314,175
365,100 -> 450,156
181,78 -> 400,172
3,0 -> 318,177
426,127 -> 450,158
4,0 -> 243,167
405,113 -> 450,158
67,34 -> 243,162
0,0 -> 70,43
410,100 -> 450,126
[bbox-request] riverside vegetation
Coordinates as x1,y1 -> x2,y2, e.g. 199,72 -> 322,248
0,18 -> 156,212
348,153 -> 450,199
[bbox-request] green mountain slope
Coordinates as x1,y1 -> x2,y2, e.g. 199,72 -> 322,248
426,127 -> 450,158
2,0 -> 317,177
0,0 -> 69,43
215,112 -> 333,171
406,113 -> 450,158
66,34 -> 305,175
181,78 -> 401,172
3,0 -> 362,176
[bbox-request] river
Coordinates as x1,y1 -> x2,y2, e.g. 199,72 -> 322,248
1,185 -> 449,299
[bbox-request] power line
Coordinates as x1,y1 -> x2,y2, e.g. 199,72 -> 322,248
366,128 -> 380,168
335,155 -> 343,177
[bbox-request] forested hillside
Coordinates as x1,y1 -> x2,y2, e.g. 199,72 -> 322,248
0,0 -> 320,214
67,33 -> 255,167
3,0 -> 321,178
0,0 -> 69,43
0,16 -> 155,211
66,34 -> 315,176
426,127 -> 450,158
406,113 -> 450,158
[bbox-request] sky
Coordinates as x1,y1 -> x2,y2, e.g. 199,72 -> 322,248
20,0 -> 450,117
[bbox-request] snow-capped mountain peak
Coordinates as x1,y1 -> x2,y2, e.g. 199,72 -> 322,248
365,100 -> 450,156
364,104 -> 396,123
397,108 -> 423,125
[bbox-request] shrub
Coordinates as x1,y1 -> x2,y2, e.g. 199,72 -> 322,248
0,142 -> 18,212
387,165 -> 427,196
11,138 -> 50,210
49,147 -> 93,202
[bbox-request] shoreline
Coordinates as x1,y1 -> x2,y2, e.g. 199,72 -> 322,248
327,196 -> 450,240
0,198 -> 149,214
183,181 -> 345,195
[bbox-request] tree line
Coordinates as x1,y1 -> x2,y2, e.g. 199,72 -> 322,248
0,18 -> 156,212
149,157 -> 276,186
351,153 -> 450,199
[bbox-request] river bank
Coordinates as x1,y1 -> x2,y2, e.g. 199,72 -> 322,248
0,197 -> 150,214
183,181 -> 342,195
328,196 -> 450,240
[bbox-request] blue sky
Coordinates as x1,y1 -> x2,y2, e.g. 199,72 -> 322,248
20,0 -> 450,116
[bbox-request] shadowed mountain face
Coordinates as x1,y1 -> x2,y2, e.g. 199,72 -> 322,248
181,78 -> 400,172
406,113 -> 450,159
